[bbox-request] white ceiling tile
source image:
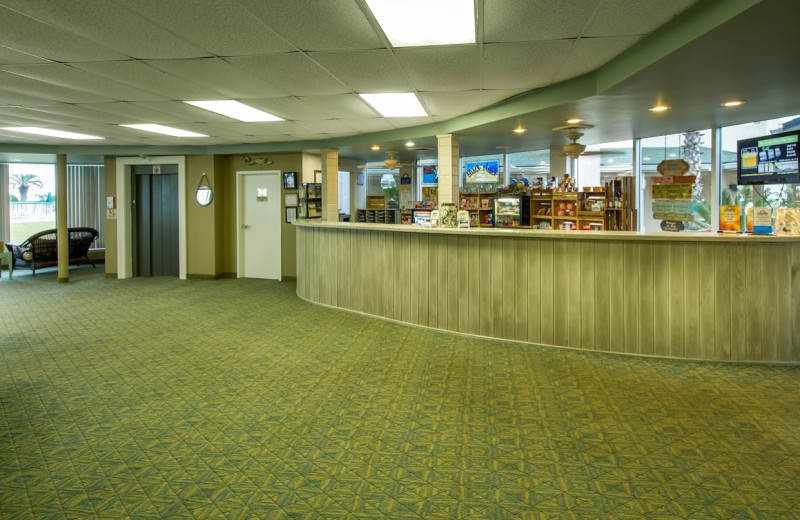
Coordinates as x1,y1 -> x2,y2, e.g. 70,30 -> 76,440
0,0 -> 209,59
386,116 -> 436,129
2,105 -> 115,125
296,95 -> 376,119
87,102 -> 197,124
146,58 -> 288,99
0,45 -> 51,65
480,89 -> 528,106
204,121 -> 315,137
482,41 -> 574,90
483,0 -> 598,42
339,118 -> 395,133
554,35 -> 642,82
0,6 -> 127,62
236,0 -> 385,52
226,54 -> 349,97
294,120 -> 353,134
309,50 -> 414,92
115,0 -> 295,56
0,71 -> 114,103
0,87 -> 62,106
585,0 -> 699,37
244,98 -> 330,121
71,61 -> 225,100
418,91 -> 487,116
0,63 -> 169,102
395,47 -> 482,91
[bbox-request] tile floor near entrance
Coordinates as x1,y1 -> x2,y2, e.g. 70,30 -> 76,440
1,268 -> 799,519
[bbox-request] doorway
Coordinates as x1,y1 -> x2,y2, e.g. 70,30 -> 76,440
133,165 -> 179,277
237,171 -> 282,280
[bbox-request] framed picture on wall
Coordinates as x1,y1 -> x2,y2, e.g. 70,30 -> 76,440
283,171 -> 297,190
285,207 -> 297,223
284,193 -> 298,207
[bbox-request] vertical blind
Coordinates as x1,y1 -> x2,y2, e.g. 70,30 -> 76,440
67,165 -> 105,248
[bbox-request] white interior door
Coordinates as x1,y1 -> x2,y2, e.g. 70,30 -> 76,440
238,171 -> 281,280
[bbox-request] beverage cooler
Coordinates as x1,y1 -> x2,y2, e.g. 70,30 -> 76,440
493,194 -> 530,227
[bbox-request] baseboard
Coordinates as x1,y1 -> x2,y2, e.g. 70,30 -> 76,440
282,276 -> 297,282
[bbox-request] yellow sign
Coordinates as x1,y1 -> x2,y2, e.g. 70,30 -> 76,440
657,159 -> 690,176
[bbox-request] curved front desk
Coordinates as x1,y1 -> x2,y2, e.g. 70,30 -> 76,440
295,220 -> 800,364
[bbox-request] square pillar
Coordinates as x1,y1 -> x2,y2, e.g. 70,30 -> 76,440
322,148 -> 339,221
437,134 -> 460,205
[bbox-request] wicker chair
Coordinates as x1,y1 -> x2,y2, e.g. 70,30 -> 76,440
5,227 -> 98,276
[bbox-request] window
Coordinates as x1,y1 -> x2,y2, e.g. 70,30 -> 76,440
721,115 -> 800,230
639,131 -> 712,232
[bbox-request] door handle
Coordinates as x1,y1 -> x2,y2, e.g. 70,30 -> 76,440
242,223 -> 251,230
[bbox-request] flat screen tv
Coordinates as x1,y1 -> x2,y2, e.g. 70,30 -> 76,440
737,130 -> 800,185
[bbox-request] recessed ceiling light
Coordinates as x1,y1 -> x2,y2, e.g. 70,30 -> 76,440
121,124 -> 208,137
365,0 -> 475,47
512,127 -> 527,134
359,93 -> 427,117
371,144 -> 381,151
2,126 -> 104,140
405,141 -> 415,148
566,118 -> 583,124
721,100 -> 746,107
184,100 -> 283,122
649,105 -> 670,113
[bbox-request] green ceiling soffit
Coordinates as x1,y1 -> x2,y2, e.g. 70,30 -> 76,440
0,0 -> 763,159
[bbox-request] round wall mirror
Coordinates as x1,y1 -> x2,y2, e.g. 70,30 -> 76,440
195,173 -> 213,206
196,185 -> 213,206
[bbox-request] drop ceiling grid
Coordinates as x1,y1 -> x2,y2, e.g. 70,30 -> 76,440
308,50 -> 414,92
224,54 -> 351,97
483,0 -> 599,42
0,6 -> 127,63
143,58 -> 289,99
584,0 -> 700,37
295,94 -> 378,120
235,0 -> 385,52
0,63 -> 170,102
0,0 -> 210,60
0,71 -> 115,104
482,40 -> 575,90
552,35 -> 642,83
394,46 -> 482,92
116,0 -> 296,57
0,46 -> 51,65
70,61 -> 231,101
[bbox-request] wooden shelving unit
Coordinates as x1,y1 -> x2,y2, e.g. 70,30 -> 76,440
459,191 -> 496,227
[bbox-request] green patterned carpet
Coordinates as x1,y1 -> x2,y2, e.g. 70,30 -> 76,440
1,268 -> 799,519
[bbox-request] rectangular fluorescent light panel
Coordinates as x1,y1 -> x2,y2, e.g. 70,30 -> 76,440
121,124 -> 208,137
184,100 -> 283,122
359,93 -> 427,117
365,0 -> 475,47
2,126 -> 104,140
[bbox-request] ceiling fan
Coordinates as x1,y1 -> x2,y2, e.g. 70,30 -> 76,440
552,123 -> 620,160
358,150 -> 414,170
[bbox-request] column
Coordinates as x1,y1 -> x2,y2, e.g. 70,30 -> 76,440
322,148 -> 339,221
436,134 -> 459,204
56,154 -> 69,283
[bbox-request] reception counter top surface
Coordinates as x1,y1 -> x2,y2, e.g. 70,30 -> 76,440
294,219 -> 800,243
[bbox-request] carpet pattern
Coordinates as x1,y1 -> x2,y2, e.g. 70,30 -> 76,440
1,268 -> 799,519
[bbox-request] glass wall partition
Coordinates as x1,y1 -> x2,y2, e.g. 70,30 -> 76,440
508,149 -> 550,188
579,140 -> 633,190
639,130 -> 713,232
721,115 -> 800,231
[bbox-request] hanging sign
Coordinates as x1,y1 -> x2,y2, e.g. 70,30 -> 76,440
657,159 -> 690,176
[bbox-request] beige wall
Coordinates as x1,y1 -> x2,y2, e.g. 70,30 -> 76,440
103,156 -> 117,278
220,153 -> 306,279
105,152 -> 317,280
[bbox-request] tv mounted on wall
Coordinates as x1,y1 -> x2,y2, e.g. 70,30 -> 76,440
737,129 -> 800,185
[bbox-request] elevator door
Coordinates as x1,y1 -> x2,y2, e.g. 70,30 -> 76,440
134,169 -> 179,277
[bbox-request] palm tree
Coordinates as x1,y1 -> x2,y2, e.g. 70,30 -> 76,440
10,174 -> 43,202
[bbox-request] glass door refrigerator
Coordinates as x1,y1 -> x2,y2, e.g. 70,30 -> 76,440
493,194 -> 531,228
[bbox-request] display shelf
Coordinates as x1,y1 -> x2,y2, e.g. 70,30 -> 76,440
298,183 -> 322,219
459,192 -> 497,227
356,209 -> 398,224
